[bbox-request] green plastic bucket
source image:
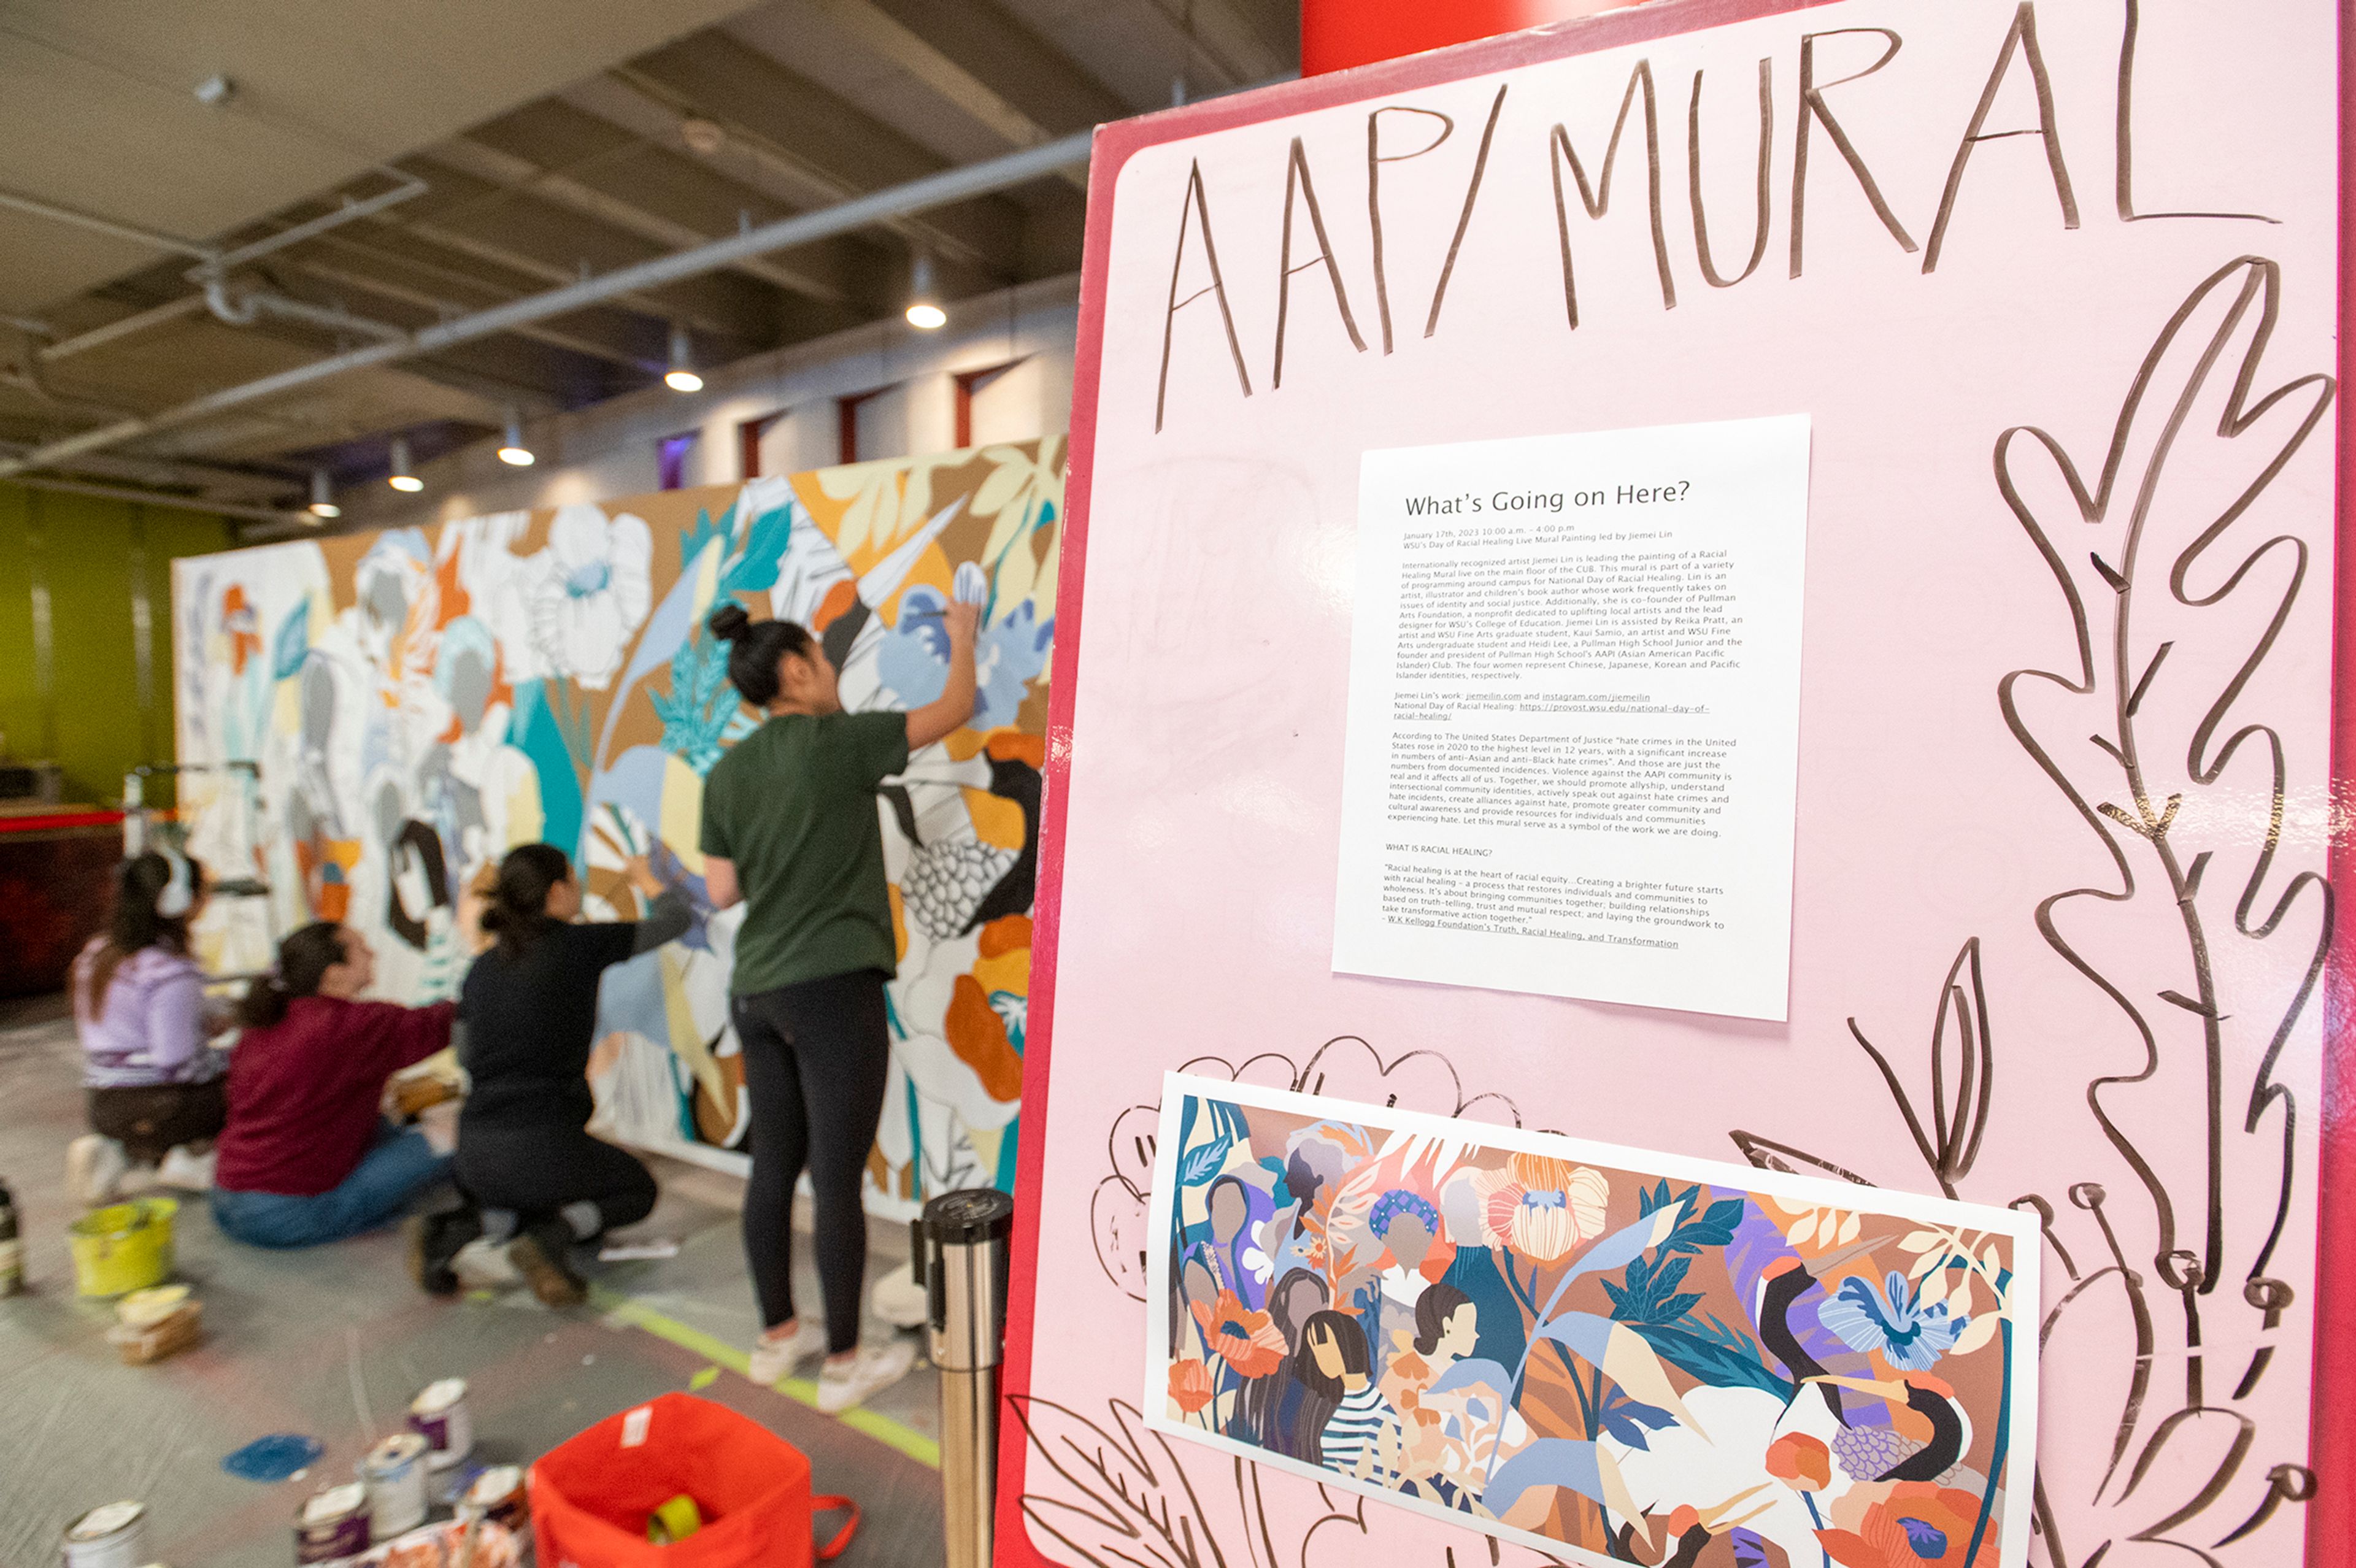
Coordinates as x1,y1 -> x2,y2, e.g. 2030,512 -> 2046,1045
69,1197 -> 177,1297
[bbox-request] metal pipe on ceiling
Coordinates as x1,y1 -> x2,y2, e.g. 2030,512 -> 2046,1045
187,173 -> 429,280
6,174 -> 431,374
38,295 -> 209,363
0,186 -> 218,261
0,128 -> 1094,483
202,277 -> 408,343
0,471 -> 301,525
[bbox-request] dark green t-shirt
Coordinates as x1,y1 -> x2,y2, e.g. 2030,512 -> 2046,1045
699,709 -> 909,996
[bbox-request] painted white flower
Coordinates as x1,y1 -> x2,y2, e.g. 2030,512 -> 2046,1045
530,505 -> 652,690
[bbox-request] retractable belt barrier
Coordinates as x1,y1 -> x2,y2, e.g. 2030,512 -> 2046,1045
918,1188 -> 1013,1568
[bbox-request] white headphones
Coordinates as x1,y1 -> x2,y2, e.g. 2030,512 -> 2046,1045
155,850 -> 196,918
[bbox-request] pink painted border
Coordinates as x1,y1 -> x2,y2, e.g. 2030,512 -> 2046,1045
997,4 -> 2353,1564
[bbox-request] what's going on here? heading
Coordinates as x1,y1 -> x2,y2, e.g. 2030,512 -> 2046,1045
1402,478 -> 1693,517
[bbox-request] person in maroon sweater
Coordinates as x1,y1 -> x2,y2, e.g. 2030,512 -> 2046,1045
212,921 -> 456,1249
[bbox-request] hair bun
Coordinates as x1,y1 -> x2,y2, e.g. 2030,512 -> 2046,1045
707,603 -> 752,642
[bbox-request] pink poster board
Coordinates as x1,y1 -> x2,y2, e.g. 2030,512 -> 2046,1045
1003,2 -> 2351,1564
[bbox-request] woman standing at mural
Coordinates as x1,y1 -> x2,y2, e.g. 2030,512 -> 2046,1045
213,923 -> 457,1248
416,843 -> 691,1305
701,598 -> 977,1412
66,852 -> 228,1205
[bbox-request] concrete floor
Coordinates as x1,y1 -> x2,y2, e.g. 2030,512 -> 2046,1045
0,995 -> 944,1567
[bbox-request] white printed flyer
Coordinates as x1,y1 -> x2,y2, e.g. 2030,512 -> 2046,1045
1332,415 -> 1812,1020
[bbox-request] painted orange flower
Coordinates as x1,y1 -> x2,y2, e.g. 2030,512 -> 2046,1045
1765,1433 -> 1833,1491
1818,1483 -> 1997,1568
1168,1358 -> 1215,1415
1190,1289 -> 1288,1380
1471,1155 -> 1610,1263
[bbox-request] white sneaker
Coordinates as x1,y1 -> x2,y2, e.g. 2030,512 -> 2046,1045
747,1318 -> 828,1386
154,1146 -> 216,1191
815,1337 -> 917,1414
66,1136 -> 129,1209
870,1262 -> 929,1329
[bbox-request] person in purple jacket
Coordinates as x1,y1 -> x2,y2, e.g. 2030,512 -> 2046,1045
66,851 -> 230,1205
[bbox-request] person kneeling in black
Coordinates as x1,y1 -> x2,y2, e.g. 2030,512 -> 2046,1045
409,843 -> 690,1304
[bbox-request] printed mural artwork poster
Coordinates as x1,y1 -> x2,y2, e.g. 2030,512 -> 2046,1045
1145,1075 -> 2039,1566
1004,1 -> 2348,1567
172,442 -> 1063,1216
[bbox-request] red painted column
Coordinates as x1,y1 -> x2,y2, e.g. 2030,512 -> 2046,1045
1301,0 -> 1631,75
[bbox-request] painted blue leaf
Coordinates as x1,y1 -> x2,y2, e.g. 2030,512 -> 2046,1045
1484,1440 -> 1611,1516
1663,1196 -> 1747,1255
718,504 -> 794,593
1596,1402 -> 1671,1450
1429,1357 -> 1516,1398
1595,1382 -> 1674,1451
270,600 -> 310,680
1632,1318 -> 1791,1397
1176,1134 -> 1233,1189
1565,1199 -> 1687,1283
1531,1310 -> 1615,1369
680,502 -> 735,569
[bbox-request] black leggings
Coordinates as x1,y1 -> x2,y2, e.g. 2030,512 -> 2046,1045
733,969 -> 892,1355
453,1122 -> 658,1237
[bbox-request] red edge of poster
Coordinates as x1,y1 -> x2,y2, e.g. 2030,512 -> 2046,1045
999,2 -> 2356,1562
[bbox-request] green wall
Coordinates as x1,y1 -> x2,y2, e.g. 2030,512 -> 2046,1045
0,484 -> 237,804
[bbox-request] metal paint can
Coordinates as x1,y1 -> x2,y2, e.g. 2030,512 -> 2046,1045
406,1377 -> 473,1470
463,1465 -> 529,1534
358,1432 -> 429,1540
60,1501 -> 145,1568
293,1483 -> 371,1564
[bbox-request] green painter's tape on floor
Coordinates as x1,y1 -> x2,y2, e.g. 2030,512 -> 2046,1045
590,1286 -> 942,1470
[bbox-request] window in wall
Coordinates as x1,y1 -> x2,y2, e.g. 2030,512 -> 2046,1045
953,358 -> 1035,448
658,431 -> 700,491
738,412 -> 790,478
836,385 -> 907,464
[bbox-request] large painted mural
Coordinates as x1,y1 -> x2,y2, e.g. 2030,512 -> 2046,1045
172,440 -> 1063,1216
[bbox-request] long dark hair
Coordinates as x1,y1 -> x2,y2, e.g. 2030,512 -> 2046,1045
237,921 -> 347,1029
707,602 -> 815,709
479,843 -> 572,958
78,852 -> 204,1019
1411,1283 -> 1473,1357
1252,1269 -> 1331,1455
1290,1311 -> 1369,1467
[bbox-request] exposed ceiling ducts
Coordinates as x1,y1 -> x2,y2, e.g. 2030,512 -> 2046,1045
0,0 -> 1297,516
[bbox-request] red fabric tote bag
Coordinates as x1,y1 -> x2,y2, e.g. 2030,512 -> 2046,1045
529,1393 -> 858,1568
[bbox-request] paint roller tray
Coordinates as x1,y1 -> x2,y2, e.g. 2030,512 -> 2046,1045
106,1299 -> 202,1364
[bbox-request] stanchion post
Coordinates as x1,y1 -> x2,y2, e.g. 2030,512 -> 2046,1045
922,1188 -> 1014,1568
